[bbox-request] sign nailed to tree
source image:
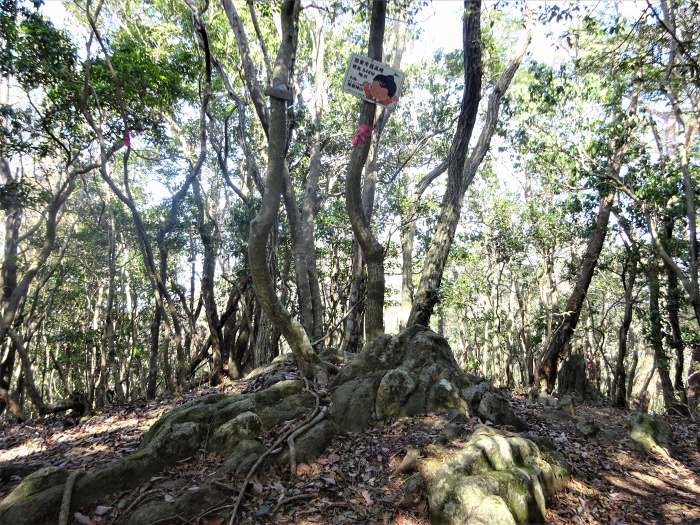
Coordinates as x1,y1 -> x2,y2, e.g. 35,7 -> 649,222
343,54 -> 404,107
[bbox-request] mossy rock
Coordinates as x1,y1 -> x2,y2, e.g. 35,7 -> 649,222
331,326 -> 519,430
420,426 -> 569,525
478,392 -> 526,430
630,413 -> 671,454
219,439 -> 267,476
208,411 -> 262,454
376,368 -> 416,418
0,381 -> 311,525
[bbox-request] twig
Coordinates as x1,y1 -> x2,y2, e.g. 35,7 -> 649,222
271,492 -> 316,517
119,488 -> 164,521
58,471 -> 80,525
196,502 -> 234,522
228,380 -> 323,524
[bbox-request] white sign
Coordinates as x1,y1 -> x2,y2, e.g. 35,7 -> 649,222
342,53 -> 404,107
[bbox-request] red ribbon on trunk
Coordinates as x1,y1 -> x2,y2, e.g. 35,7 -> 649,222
351,124 -> 373,147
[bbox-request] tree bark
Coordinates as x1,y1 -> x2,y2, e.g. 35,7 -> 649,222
647,264 -> 677,410
613,249 -> 637,407
537,190 -> 615,391
0,157 -> 20,414
193,173 -> 225,385
344,0 -> 388,343
407,0 -> 484,327
146,305 -> 162,399
626,330 -> 638,402
661,219 -> 686,392
247,0 -> 325,380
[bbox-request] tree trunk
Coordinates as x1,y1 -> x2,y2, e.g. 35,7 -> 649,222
407,1 -> 483,327
613,251 -> 637,407
0,160 -> 20,408
192,176 -> 225,385
665,254 -> 686,393
281,177 -> 315,337
146,304 -> 162,399
537,190 -> 615,391
340,246 -> 365,353
626,330 -> 638,402
647,264 -> 676,410
247,0 -> 325,380
344,0 -> 388,343
99,213 -> 120,407
299,11 -> 327,345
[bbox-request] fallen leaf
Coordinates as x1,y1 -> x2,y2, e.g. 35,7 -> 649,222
361,489 -> 373,505
296,463 -> 314,477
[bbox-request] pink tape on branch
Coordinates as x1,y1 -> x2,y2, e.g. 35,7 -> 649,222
351,124 -> 373,147
123,130 -> 131,147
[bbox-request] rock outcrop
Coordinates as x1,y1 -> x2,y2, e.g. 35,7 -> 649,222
420,426 -> 570,524
331,325 -> 524,432
0,326 -> 525,524
629,412 -> 672,455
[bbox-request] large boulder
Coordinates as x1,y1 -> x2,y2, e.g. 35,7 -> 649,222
478,392 -> 526,430
330,325 -> 521,431
629,413 -> 672,455
420,426 -> 569,525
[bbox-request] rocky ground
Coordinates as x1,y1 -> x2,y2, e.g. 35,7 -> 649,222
1,365 -> 699,525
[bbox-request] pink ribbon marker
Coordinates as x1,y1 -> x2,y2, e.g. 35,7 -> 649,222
123,130 -> 131,147
351,124 -> 373,147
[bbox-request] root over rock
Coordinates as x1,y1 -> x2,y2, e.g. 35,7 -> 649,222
420,425 -> 569,524
0,326 -> 528,524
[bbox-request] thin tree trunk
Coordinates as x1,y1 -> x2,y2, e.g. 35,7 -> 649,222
97,214 -> 119,408
400,219 -> 416,327
299,11 -> 327,345
340,246 -> 365,353
193,176 -> 225,385
663,223 -> 686,392
90,285 -> 104,406
344,0 -> 388,342
648,264 -> 676,410
613,251 -> 637,407
537,190 -> 615,391
408,0 -> 483,327
626,330 -> 638,402
246,0 -> 325,380
146,304 -> 162,399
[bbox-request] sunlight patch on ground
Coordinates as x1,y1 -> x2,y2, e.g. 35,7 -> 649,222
0,438 -> 46,462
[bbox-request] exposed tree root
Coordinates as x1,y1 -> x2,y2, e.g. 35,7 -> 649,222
287,408 -> 327,478
57,471 -> 79,525
0,326 -> 536,524
270,492 -> 315,518
228,379 -> 324,525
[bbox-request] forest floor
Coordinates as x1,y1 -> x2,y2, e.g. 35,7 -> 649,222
1,371 -> 699,525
